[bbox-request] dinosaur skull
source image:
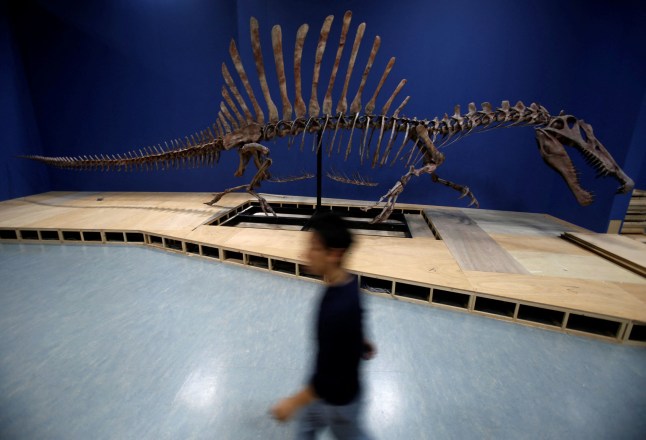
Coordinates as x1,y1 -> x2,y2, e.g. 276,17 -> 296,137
535,115 -> 633,205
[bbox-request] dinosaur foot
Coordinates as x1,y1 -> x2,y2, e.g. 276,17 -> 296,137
370,204 -> 395,224
458,187 -> 479,208
204,192 -> 226,206
248,190 -> 276,217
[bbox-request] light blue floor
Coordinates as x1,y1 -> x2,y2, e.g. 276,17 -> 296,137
0,243 -> 645,440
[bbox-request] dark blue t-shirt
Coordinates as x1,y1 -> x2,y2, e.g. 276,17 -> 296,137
310,276 -> 364,405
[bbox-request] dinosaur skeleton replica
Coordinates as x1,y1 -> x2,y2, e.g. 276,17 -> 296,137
24,11 -> 634,223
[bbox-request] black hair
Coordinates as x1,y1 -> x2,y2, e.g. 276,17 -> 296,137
308,211 -> 354,251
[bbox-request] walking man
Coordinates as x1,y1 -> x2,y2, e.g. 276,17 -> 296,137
271,211 -> 375,439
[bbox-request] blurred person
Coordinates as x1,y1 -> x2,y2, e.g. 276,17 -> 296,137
271,211 -> 376,439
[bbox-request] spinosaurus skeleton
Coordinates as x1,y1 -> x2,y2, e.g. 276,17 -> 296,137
23,11 -> 634,223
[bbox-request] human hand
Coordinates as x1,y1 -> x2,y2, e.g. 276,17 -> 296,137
270,397 -> 298,422
362,340 -> 377,360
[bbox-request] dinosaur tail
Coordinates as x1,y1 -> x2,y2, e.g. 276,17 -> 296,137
20,130 -> 224,172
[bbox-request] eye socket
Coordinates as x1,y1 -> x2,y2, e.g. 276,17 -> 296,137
566,117 -> 577,130
550,119 -> 564,129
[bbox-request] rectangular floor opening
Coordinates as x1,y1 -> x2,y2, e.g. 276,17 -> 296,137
185,243 -> 200,255
202,246 -> 219,259
517,305 -> 565,327
105,232 -> 125,242
211,202 -> 416,238
82,231 -> 102,242
360,276 -> 392,294
125,233 -> 144,243
40,230 -> 59,241
432,289 -> 470,309
566,314 -> 621,338
628,324 -> 646,342
19,230 -> 39,240
62,231 -> 82,241
474,297 -> 516,318
0,230 -> 18,240
271,260 -> 297,275
223,250 -> 244,264
394,282 -> 430,301
149,235 -> 163,246
248,254 -> 269,269
164,238 -> 183,251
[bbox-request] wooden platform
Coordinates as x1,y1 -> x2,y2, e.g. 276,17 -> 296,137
1,191 -> 645,345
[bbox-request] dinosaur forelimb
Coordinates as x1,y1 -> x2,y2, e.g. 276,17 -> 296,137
430,173 -> 479,208
206,143 -> 275,216
235,143 -> 270,178
415,125 -> 444,165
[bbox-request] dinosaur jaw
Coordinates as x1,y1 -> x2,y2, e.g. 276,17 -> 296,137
536,116 -> 634,204
536,129 -> 594,206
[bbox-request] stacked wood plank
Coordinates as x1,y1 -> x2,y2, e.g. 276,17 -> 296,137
562,232 -> 646,277
622,189 -> 646,234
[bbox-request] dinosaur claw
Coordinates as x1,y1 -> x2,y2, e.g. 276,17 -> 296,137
458,187 -> 471,199
206,192 -> 226,206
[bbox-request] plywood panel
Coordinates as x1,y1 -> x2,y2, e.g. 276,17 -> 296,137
489,234 -> 591,256
347,236 -> 473,290
0,192 -> 250,231
613,283 -> 646,308
425,208 -> 529,274
508,251 -> 646,283
404,214 -> 435,238
563,232 -> 646,276
458,207 -> 584,236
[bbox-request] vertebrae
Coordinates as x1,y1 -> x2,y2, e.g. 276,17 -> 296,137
23,99 -> 552,173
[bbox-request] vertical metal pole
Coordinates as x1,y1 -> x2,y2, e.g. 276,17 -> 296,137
316,131 -> 322,212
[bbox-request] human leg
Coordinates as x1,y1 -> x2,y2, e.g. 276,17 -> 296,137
295,401 -> 327,440
327,398 -> 370,440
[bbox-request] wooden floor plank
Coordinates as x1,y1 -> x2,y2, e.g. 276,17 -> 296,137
563,232 -> 646,277
424,208 -> 529,274
404,214 -> 435,238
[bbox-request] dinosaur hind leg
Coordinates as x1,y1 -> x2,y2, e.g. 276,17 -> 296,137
431,173 -> 479,207
205,143 -> 276,216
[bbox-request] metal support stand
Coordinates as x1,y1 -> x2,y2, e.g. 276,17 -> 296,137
316,131 -> 322,212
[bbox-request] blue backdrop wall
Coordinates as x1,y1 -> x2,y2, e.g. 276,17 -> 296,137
1,0 -> 49,201
4,0 -> 646,231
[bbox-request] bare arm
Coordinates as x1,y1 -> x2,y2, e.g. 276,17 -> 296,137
271,385 -> 318,422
